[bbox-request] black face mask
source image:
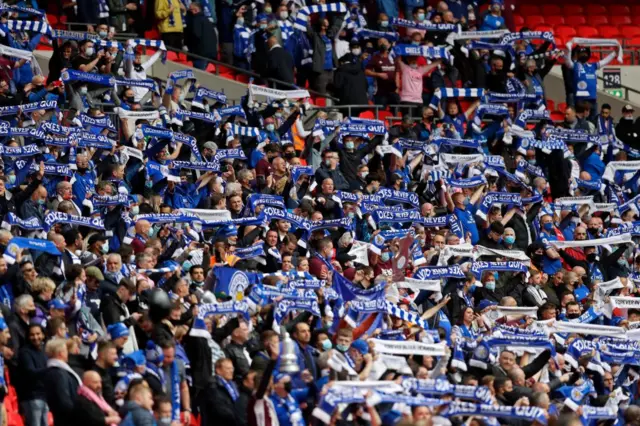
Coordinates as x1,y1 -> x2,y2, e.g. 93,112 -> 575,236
532,253 -> 543,263
125,96 -> 135,104
27,309 -> 37,318
566,313 -> 580,319
134,64 -> 144,72
587,227 -> 599,236
284,152 -> 295,160
586,253 -> 598,263
283,382 -> 293,393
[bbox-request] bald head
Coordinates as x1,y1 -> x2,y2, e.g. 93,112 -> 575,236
500,296 -> 517,307
135,220 -> 151,235
83,370 -> 102,394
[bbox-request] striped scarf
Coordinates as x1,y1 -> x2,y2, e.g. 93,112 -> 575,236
293,3 -> 348,32
428,88 -> 484,110
5,20 -> 51,35
98,0 -> 110,19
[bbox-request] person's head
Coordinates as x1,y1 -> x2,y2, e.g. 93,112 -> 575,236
129,381 -> 154,411
83,370 -> 103,395
45,338 -> 69,362
317,238 -> 333,259
293,322 -> 311,346
323,151 -> 338,170
600,103 -> 611,119
540,214 -> 554,233
508,366 -> 525,387
566,301 -> 581,319
498,350 -> 516,372
573,226 -> 587,241
27,323 -> 45,348
106,253 -> 122,272
80,40 -> 95,57
335,328 -> 353,352
413,406 -> 431,421
539,302 -> 557,320
160,341 -> 175,366
565,106 -> 577,123
188,1 -> 202,14
446,101 -> 459,117
97,341 -> 119,367
232,321 -> 249,344
215,358 -> 234,381
490,57 -> 503,73
413,6 -> 426,22
622,104 -> 635,120
31,185 -> 47,206
15,294 -> 36,321
116,279 -> 135,303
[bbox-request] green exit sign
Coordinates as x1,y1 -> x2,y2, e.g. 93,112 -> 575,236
606,89 -> 624,98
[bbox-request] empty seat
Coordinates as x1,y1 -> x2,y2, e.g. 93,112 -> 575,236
550,111 -> 565,122
518,5 -> 540,15
599,25 -> 621,39
577,26 -> 599,38
586,5 -> 607,15
633,16 -> 640,26
554,25 -> 577,41
622,26 -> 640,39
610,5 -> 630,15
563,5 -> 584,16
557,103 -> 567,113
205,63 -> 216,73
541,5 -> 562,15
525,15 -> 545,28
514,15 -> 524,27
546,99 -> 555,111
610,16 -> 632,26
627,37 -> 640,47
359,111 -> 375,120
587,15 -> 608,26
566,16 -> 586,27
545,16 -> 565,26
633,6 -> 640,17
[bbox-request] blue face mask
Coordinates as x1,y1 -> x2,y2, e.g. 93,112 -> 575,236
336,344 -> 349,352
266,124 -> 275,132
380,21 -> 389,27
504,235 -> 515,245
345,141 -> 355,150
259,23 -> 267,30
417,13 -> 425,21
322,339 -> 332,351
7,175 -> 15,184
543,222 -> 554,232
37,199 -> 45,206
148,227 -> 156,238
485,281 -> 496,291
381,252 -> 391,262
347,211 -> 355,219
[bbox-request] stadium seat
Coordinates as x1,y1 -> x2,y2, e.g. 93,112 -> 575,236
551,110 -> 564,122
566,16 -> 586,27
633,6 -> 640,17
610,5 -> 631,16
359,111 -> 375,120
533,24 -> 554,33
541,5 -> 562,15
633,16 -> 640,27
546,100 -> 555,111
577,26 -> 599,38
47,14 -> 58,25
628,37 -> 640,47
554,26 -> 577,41
205,63 -> 216,73
545,16 -> 564,26
587,16 -> 608,27
235,74 -> 250,83
166,51 -> 180,61
525,16 -> 545,28
598,26 -> 621,39
519,5 -> 540,16
377,110 -> 393,126
557,102 -> 567,113
622,27 -> 640,39
563,5 -> 584,16
610,16 -> 632,26
513,15 -> 524,27
586,5 -> 607,16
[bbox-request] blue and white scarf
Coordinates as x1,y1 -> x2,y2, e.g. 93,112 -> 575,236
390,17 -> 458,33
477,192 -> 522,220
92,194 -> 130,207
61,70 -> 115,86
429,88 -> 484,110
191,87 -> 227,109
234,244 -> 265,260
355,28 -> 398,42
214,148 -> 246,161
448,175 -> 486,188
4,212 -> 41,230
5,20 -> 51,35
273,298 -> 321,330
0,144 -> 39,157
293,3 -> 348,32
43,212 -> 104,231
170,160 -> 220,172
413,265 -> 464,280
78,114 -> 116,132
393,44 -> 452,63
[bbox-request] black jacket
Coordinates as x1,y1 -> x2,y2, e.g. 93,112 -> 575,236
200,376 -> 240,426
307,16 -> 344,74
266,46 -> 295,88
100,292 -> 134,328
73,393 -> 106,426
490,350 -> 552,379
616,117 -> 640,150
332,58 -> 369,106
185,11 -> 217,59
90,364 -> 116,408
236,384 -> 252,426
43,365 -> 80,426
224,341 -> 251,383
16,343 -> 47,401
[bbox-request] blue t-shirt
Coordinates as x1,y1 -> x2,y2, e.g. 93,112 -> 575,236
480,14 -> 504,31
321,35 -> 333,70
573,61 -> 599,100
454,206 -> 479,244
537,233 -> 562,275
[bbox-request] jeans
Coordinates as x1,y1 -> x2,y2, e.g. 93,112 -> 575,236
21,399 -> 49,426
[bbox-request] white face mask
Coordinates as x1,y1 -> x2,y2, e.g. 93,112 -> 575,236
280,11 -> 288,19
351,48 -> 361,56
85,47 -> 95,56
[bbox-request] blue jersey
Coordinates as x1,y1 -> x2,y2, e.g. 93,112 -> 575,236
322,35 -> 333,70
233,25 -> 252,60
454,206 -> 479,244
480,14 -> 504,31
572,61 -> 599,100
537,233 -> 563,275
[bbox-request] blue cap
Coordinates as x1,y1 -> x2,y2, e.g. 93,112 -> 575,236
48,299 -> 68,310
122,350 -> 146,369
145,340 -> 164,365
350,339 -> 369,355
574,285 -> 589,303
107,322 -> 130,339
216,224 -> 238,238
257,13 -> 268,22
477,300 -> 497,311
274,372 -> 290,383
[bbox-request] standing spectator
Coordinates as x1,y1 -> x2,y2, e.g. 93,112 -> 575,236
396,56 -> 439,117
17,324 -> 48,426
185,2 -> 218,70
233,11 -> 252,71
366,38 -> 399,106
156,0 -> 185,50
200,358 -> 239,425
266,35 -> 295,88
43,339 -> 80,426
224,321 -> 251,383
480,0 -> 506,31
73,371 -> 121,426
308,16 -> 345,94
332,52 -> 369,108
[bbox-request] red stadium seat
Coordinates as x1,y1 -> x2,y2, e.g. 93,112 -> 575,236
377,110 -> 394,125
534,24 -> 554,33
235,74 -> 250,83
563,5 -> 584,16
554,26 -> 577,41
46,14 -> 58,25
359,111 -> 375,120
525,15 -> 545,28
610,5 -> 630,15
144,29 -> 160,40
587,16 -> 608,26
205,63 -> 216,73
545,16 -> 564,26
166,51 -> 180,61
518,5 -> 540,15
577,26 -> 599,38
557,102 -> 567,113
633,6 -> 640,17
550,111 -> 565,122
586,5 -> 607,16
546,100 -> 555,111
541,5 -> 562,15
628,37 -> 640,47
610,16 -> 632,26
622,27 -> 640,40
599,26 -> 621,39
566,16 -> 586,27
633,16 -> 640,27
513,15 -> 524,27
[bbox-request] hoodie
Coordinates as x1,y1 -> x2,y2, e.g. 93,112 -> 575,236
332,57 -> 369,106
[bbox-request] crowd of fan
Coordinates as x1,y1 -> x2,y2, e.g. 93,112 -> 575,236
0,1 -> 637,426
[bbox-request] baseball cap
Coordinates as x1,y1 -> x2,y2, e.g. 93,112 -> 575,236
48,299 -> 68,310
85,266 -> 105,282
350,339 -> 369,355
623,105 -> 634,113
477,300 -> 497,312
203,141 -> 218,151
107,322 -> 130,339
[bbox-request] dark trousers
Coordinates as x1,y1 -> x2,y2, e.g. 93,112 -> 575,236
162,32 -> 183,50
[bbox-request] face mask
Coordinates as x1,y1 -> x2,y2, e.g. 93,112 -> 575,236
264,7 -> 272,13
130,255 -> 136,264
101,242 -> 109,254
37,199 -> 45,206
237,17 -> 244,25
336,344 -> 349,353
351,48 -> 361,56
183,260 -> 193,271
345,141 -> 355,150
79,86 -> 88,96
266,124 -> 275,132
379,44 -> 389,52
543,222 -> 554,232
360,172 -> 368,179
98,31 -> 108,38
130,206 -> 139,216
380,21 -> 389,27
566,313 -> 580,319
409,63 -> 418,69
504,235 -> 515,245
322,339 -> 332,351
586,253 -> 598,263
7,175 -> 15,184
381,252 -> 391,262
411,41 -> 420,46
485,281 -> 496,291
325,159 -> 332,167
528,159 -> 536,166
347,211 -> 355,219
532,253 -> 543,263
148,227 -> 155,238
159,417 -> 172,426
279,11 -> 288,19
27,309 -> 37,318
463,197 -> 470,206
259,23 -> 267,30
417,13 -> 425,21
85,47 -> 95,56
283,382 -> 293,393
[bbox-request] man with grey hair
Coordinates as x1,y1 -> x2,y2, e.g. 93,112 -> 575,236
50,181 -> 81,215
43,338 -> 80,426
10,294 -> 36,352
